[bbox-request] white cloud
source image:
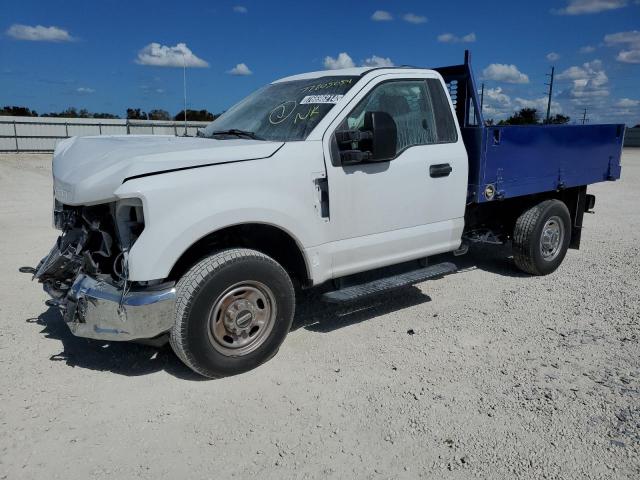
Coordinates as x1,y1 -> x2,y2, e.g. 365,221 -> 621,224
557,60 -> 608,86
557,60 -> 610,101
482,90 -> 561,119
485,87 -> 511,106
6,24 -> 74,42
615,98 -> 640,107
546,52 -> 560,61
604,31 -> 640,63
233,5 -> 248,13
482,64 -> 529,84
227,63 -> 252,75
76,87 -> 95,94
604,30 -> 640,46
135,43 -> 209,68
579,45 -> 596,53
324,52 -> 355,70
617,49 -> 640,63
324,52 -> 395,69
552,0 -> 628,15
437,32 -> 476,43
371,10 -> 393,21
362,55 -> 394,67
402,13 -> 427,24
140,85 -> 165,94
481,88 -> 514,119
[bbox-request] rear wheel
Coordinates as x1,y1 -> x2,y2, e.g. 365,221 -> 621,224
512,199 -> 571,276
170,248 -> 295,378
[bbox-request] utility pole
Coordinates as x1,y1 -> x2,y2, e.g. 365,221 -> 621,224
544,66 -> 555,123
581,108 -> 589,125
183,54 -> 188,136
480,83 -> 485,112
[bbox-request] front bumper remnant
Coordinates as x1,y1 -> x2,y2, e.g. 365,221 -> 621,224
63,274 -> 176,341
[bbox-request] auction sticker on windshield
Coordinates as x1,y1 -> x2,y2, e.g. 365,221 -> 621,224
300,94 -> 344,105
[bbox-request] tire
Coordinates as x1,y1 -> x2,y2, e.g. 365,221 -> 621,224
170,248 -> 295,379
512,199 -> 571,276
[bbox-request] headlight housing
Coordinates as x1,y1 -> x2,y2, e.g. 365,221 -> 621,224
114,198 -> 145,250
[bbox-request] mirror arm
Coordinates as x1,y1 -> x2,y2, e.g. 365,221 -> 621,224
339,150 -> 373,165
335,130 -> 373,145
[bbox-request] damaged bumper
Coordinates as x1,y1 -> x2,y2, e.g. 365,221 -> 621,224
30,199 -> 175,342
62,274 -> 176,341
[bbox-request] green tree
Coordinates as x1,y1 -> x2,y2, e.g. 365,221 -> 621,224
43,107 -> 81,118
148,109 -> 171,120
174,109 -> 215,122
499,108 -> 540,125
126,108 -> 148,120
544,114 -> 570,125
92,112 -> 120,119
0,106 -> 38,116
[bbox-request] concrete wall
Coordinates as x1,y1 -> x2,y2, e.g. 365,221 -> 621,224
3,115 -> 639,151
0,116 -> 210,152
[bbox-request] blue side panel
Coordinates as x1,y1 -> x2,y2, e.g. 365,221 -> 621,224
471,124 -> 624,203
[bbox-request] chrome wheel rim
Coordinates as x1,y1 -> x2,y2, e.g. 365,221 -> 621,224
208,281 -> 276,356
540,216 -> 564,261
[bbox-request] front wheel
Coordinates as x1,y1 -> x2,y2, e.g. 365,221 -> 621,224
512,199 -> 571,276
170,248 -> 295,378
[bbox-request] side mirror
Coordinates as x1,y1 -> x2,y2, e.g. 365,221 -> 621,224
364,111 -> 397,161
335,111 -> 397,165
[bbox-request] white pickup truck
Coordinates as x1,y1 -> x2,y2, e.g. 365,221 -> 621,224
26,53 -> 623,378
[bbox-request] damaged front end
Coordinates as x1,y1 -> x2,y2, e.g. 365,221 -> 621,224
27,199 -> 176,341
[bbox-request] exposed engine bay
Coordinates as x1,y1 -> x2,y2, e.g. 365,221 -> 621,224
25,197 -> 176,343
33,199 -> 145,303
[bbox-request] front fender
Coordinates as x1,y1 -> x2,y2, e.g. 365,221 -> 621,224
114,146 -> 327,281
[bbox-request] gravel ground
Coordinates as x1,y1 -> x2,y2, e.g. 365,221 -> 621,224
1,151 -> 638,479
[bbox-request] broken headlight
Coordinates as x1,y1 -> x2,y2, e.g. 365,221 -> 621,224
114,198 -> 145,251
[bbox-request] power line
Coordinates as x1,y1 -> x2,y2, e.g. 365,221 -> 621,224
544,66 -> 555,123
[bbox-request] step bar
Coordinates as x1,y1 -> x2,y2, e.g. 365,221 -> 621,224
322,262 -> 457,303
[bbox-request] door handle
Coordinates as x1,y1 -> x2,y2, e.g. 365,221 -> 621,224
429,163 -> 452,178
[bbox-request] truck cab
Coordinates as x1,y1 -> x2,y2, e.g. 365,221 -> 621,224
29,53 -> 623,378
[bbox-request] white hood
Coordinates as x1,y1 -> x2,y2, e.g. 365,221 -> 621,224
52,135 -> 283,205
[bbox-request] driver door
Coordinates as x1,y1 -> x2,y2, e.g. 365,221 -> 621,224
322,74 -> 467,278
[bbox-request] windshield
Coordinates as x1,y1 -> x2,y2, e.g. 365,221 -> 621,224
201,76 -> 359,142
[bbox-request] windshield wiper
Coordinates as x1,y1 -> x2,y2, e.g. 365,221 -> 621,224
211,129 -> 264,140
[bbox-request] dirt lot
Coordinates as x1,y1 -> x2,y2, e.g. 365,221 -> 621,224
1,151 -> 638,479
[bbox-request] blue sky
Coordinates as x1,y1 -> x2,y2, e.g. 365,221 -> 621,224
1,0 -> 639,125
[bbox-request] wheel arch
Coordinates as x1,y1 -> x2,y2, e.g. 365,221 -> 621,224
464,185 -> 587,249
167,222 -> 312,288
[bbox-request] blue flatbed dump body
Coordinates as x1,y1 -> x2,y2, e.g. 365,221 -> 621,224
435,53 -> 624,204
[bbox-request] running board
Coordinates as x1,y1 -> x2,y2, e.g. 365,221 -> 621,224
322,262 -> 457,303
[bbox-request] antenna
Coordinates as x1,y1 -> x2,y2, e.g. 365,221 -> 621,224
544,66 -> 555,123
480,83 -> 484,112
183,54 -> 188,136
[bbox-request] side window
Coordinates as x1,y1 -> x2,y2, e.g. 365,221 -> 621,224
341,79 -> 458,156
426,79 -> 459,142
343,80 -> 432,154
